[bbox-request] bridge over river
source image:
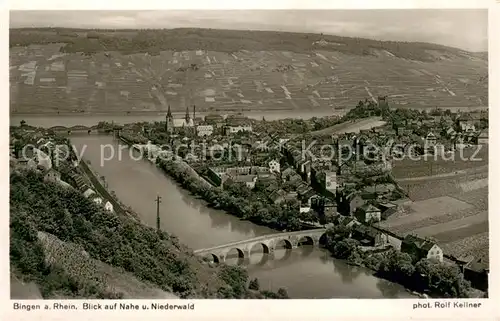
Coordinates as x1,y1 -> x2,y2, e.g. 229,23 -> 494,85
194,229 -> 327,263
68,134 -> 416,298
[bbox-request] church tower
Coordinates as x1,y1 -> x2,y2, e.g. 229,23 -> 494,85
165,105 -> 174,134
192,105 -> 197,135
184,106 -> 191,126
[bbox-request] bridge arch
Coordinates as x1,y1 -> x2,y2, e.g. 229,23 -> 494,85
248,242 -> 271,265
69,125 -> 90,131
273,238 -> 293,251
49,126 -> 68,131
224,247 -> 246,265
319,233 -> 329,247
208,253 -> 220,264
297,236 -> 314,246
249,242 -> 271,254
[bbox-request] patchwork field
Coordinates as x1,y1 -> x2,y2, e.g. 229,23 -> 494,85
310,116 -> 386,136
9,29 -> 488,115
392,146 -> 489,179
380,171 -> 488,262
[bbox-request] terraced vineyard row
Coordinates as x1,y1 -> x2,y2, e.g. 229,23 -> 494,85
10,43 -> 487,114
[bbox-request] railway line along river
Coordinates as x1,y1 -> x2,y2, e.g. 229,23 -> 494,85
70,134 -> 415,298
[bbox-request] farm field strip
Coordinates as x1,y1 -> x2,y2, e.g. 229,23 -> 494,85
310,116 -> 385,136
393,159 -> 489,180
381,196 -> 474,227
395,165 -> 488,183
385,205 -> 486,236
440,232 -> 489,261
428,221 -> 488,244
408,211 -> 488,238
459,178 -> 488,192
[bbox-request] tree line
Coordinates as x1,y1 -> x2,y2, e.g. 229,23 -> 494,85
9,28 -> 472,62
322,224 -> 472,298
157,159 -> 319,231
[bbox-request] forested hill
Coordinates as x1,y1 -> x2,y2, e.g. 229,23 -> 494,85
9,168 -> 288,299
10,27 -> 485,62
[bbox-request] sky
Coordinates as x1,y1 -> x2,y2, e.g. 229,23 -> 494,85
9,9 -> 488,52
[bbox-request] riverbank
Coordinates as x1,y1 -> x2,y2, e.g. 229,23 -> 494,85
156,157 -> 315,232
11,105 -> 487,118
11,107 -> 340,117
82,159 -> 143,220
10,109 -> 346,128
321,223 -> 483,298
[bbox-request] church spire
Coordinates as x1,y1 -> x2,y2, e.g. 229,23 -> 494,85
165,105 -> 173,133
166,105 -> 172,118
185,106 -> 191,122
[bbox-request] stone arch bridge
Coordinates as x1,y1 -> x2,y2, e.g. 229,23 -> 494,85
193,229 -> 327,263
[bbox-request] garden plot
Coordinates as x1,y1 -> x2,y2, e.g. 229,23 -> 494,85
393,148 -> 489,180
440,232 -> 489,261
381,196 -> 473,228
310,116 -> 385,136
409,211 -> 487,239
459,178 -> 488,193
427,220 -> 488,244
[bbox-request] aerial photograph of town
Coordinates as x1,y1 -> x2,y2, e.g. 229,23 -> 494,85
9,9 -> 488,300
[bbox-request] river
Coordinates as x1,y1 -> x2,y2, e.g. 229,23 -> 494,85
9,104 -> 487,128
69,134 -> 415,298
10,110 -> 344,128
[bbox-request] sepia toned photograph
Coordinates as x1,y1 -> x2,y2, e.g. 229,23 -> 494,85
9,9 -> 488,301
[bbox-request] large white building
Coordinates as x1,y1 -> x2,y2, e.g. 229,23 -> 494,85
269,160 -> 281,173
104,201 -> 114,213
227,125 -> 253,134
197,125 -> 214,137
34,148 -> 52,170
325,171 -> 337,193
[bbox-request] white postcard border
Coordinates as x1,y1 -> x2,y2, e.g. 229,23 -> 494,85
2,1 -> 497,320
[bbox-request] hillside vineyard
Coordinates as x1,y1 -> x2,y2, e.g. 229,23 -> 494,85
9,28 -> 487,115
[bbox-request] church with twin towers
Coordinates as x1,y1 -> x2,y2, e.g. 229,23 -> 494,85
165,105 -> 196,134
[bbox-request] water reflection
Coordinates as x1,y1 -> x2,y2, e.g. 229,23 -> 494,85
331,259 -> 365,284
11,110 -> 345,128
376,278 -> 410,298
206,207 -> 232,230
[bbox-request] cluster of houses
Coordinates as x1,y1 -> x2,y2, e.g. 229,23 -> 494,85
392,110 -> 488,152
443,112 -> 488,146
163,105 -> 254,138
66,170 -> 114,212
281,137 -> 399,221
204,159 -> 329,215
133,103 -> 489,292
329,214 -> 488,291
207,165 -> 275,188
10,131 -> 115,213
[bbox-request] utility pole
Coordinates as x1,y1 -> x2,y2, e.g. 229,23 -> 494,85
155,195 -> 162,232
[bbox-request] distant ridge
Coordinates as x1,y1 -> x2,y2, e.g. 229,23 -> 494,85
9,27 -> 487,62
